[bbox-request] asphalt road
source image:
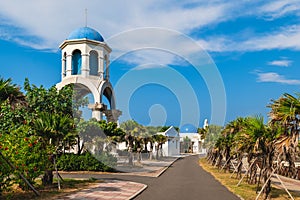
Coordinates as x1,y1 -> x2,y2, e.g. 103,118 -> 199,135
134,155 -> 240,200
61,155 -> 240,200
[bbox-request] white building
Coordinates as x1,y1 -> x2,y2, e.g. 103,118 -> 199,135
179,124 -> 205,154
157,126 -> 180,156
56,26 -> 121,122
158,123 -> 207,156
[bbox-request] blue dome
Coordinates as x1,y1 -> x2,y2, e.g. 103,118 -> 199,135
67,27 -> 104,42
180,124 -> 198,133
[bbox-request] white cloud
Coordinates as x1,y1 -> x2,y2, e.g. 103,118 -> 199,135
107,27 -> 212,68
259,0 -> 300,19
0,1 -> 300,55
133,63 -> 166,70
116,49 -> 179,67
0,1 -> 231,51
199,25 -> 300,52
256,72 -> 300,85
239,25 -> 300,51
268,59 -> 292,67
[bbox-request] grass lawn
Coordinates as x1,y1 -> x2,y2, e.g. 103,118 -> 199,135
199,158 -> 300,200
1,178 -> 101,200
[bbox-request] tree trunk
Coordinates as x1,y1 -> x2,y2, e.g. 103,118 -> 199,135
160,144 -> 164,158
144,140 -> 148,152
42,170 -> 53,186
149,142 -> 153,160
137,148 -> 141,163
128,147 -> 133,166
155,144 -> 159,160
262,146 -> 274,200
77,136 -> 84,155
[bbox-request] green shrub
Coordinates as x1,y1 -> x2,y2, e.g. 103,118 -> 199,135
56,151 -> 116,172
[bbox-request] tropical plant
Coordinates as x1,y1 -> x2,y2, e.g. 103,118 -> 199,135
32,112 -> 76,185
144,126 -> 162,160
120,120 -> 146,164
153,134 -> 167,159
269,93 -> 300,179
0,77 -> 25,109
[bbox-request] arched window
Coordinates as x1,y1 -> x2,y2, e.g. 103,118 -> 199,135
72,50 -> 82,75
63,52 -> 67,77
89,50 -> 98,76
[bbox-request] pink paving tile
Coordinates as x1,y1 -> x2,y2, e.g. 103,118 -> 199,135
60,180 -> 146,200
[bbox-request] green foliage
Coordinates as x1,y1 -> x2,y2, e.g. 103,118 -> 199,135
56,152 -> 116,172
145,126 -> 161,135
76,119 -> 125,155
0,77 -> 84,191
0,125 -> 47,191
159,126 -> 179,132
203,124 -> 223,148
98,120 -> 125,141
32,112 -> 76,153
0,154 -> 13,194
0,77 -> 25,107
183,136 -> 192,153
24,78 -> 75,116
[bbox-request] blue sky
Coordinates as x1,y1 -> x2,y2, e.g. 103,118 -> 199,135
1,1 -> 300,128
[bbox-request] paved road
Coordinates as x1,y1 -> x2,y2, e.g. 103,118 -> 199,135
134,155 -> 240,200
61,155 -> 240,200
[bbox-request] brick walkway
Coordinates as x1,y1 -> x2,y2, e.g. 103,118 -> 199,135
57,180 -> 147,200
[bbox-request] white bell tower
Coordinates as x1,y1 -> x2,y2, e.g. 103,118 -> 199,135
56,27 -> 121,122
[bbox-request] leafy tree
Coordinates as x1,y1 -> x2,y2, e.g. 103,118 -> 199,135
0,78 -> 44,192
77,119 -> 125,154
98,120 -> 125,142
24,79 -> 74,116
76,118 -> 103,155
1,125 -> 47,190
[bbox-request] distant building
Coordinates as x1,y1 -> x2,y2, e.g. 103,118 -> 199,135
157,126 -> 180,156
179,124 -> 202,154
159,121 -> 208,156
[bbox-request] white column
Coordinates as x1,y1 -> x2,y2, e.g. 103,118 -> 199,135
106,56 -> 110,80
66,54 -> 72,76
61,55 -> 65,79
81,53 -> 89,77
92,110 -> 101,120
98,52 -> 104,80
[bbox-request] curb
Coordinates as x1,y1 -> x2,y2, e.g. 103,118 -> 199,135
129,184 -> 148,200
154,157 -> 180,177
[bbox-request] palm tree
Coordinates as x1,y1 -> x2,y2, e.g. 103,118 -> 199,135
269,93 -> 300,178
145,126 -> 161,160
0,77 -> 25,109
235,116 -> 269,184
220,117 -> 245,171
32,112 -> 76,185
255,125 -> 279,200
153,134 -> 167,159
120,120 -> 145,165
